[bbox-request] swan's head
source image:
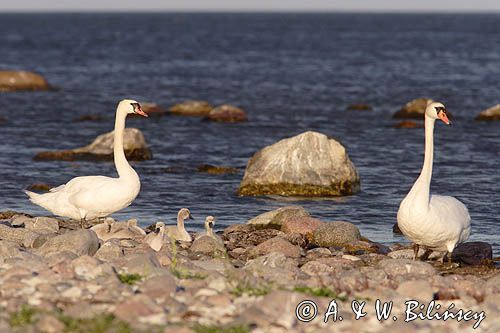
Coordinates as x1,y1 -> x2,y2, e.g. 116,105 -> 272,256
178,208 -> 194,221
155,221 -> 165,233
118,99 -> 149,117
205,216 -> 215,230
426,101 -> 451,125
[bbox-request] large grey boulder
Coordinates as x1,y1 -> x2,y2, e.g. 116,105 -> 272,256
34,128 -> 152,161
475,104 -> 500,121
238,131 -> 360,196
312,221 -> 361,247
0,70 -> 52,92
36,229 -> 99,257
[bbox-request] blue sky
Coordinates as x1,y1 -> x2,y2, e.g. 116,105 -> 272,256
0,0 -> 499,12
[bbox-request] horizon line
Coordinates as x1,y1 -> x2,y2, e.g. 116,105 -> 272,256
1,9 -> 500,14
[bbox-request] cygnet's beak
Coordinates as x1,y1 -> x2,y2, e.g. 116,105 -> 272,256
438,110 -> 451,125
154,227 -> 160,234
133,103 -> 149,117
208,221 -> 214,228
189,214 -> 194,220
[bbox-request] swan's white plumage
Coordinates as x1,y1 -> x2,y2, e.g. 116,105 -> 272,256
25,99 -> 147,221
397,101 -> 471,255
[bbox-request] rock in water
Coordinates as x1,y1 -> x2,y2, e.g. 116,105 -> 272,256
393,98 -> 433,119
312,221 -> 361,247
34,128 -> 152,161
36,230 -> 99,257
169,100 -> 213,116
238,131 -> 360,196
475,104 -> 500,121
451,242 -> 493,266
0,70 -> 52,92
206,104 -> 248,122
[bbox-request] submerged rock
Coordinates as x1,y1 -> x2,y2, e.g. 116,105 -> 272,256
74,114 -> 107,122
26,183 -> 52,192
347,103 -> 372,111
247,206 -> 310,228
451,242 -> 493,266
205,104 -> 248,122
169,100 -> 213,116
393,98 -> 433,119
312,221 -> 361,247
238,131 -> 360,196
0,70 -> 52,92
196,164 -> 238,174
34,128 -> 152,162
394,120 -> 424,129
475,104 -> 500,121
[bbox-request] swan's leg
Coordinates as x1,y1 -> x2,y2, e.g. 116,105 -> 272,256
413,243 -> 420,260
420,247 -> 432,261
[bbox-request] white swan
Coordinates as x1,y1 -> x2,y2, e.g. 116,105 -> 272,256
25,99 -> 148,227
165,208 -> 193,242
397,101 -> 471,261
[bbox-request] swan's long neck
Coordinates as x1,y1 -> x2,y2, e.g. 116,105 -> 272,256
177,216 -> 186,234
114,110 -> 137,179
408,115 -> 435,209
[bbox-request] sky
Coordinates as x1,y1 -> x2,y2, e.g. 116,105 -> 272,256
0,0 -> 500,12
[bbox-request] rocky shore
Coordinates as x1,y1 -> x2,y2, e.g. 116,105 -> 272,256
0,208 -> 498,333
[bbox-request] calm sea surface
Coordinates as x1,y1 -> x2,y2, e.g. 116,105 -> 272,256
0,13 -> 498,254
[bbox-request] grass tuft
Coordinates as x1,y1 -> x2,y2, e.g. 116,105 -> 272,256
193,324 -> 250,333
118,273 -> 143,285
293,286 -> 347,300
9,305 -> 36,327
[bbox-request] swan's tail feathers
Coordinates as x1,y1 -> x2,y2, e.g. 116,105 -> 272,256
24,190 -> 56,212
24,190 -> 40,202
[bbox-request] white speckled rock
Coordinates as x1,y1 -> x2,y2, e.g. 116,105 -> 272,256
238,131 -> 360,196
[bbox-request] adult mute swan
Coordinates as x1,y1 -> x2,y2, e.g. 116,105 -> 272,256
25,99 -> 148,227
397,101 -> 471,262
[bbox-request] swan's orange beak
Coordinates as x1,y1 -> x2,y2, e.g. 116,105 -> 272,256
438,110 -> 451,125
134,104 -> 149,117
